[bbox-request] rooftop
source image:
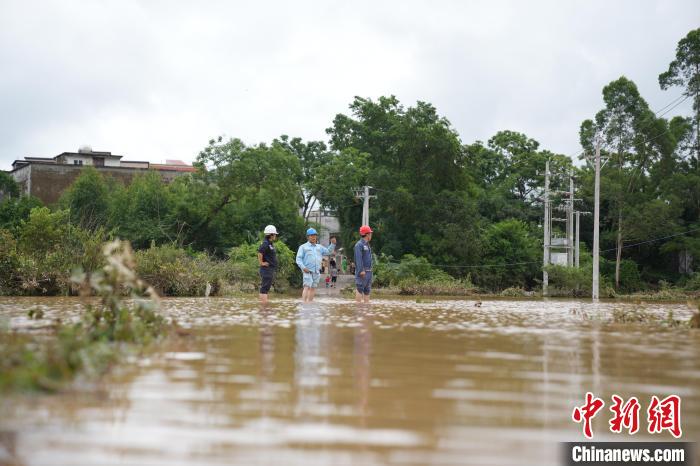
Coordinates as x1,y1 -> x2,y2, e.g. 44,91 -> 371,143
10,148 -> 194,172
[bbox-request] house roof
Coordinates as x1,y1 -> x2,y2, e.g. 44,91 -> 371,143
151,163 -> 197,172
56,151 -> 123,159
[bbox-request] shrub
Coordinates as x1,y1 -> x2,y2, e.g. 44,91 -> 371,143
135,243 -> 219,296
601,258 -> 644,293
684,273 -> 700,291
373,254 -> 476,295
58,167 -> 110,231
0,195 -> 43,232
1,240 -> 168,392
544,264 -> 615,298
4,208 -> 110,295
397,277 -> 476,296
474,219 -> 541,291
0,229 -> 20,294
226,240 -> 296,292
375,254 -> 453,287
611,307 -> 656,324
500,287 -> 528,297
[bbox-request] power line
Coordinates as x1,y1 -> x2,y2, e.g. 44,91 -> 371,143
377,227 -> 700,271
600,227 -> 700,254
578,93 -> 689,165
607,94 -> 690,150
655,94 -> 690,117
381,256 -> 541,270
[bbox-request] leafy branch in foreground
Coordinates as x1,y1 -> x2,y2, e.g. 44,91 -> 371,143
0,240 -> 170,392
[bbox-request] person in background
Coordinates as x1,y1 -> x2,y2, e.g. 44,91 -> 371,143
354,225 -> 373,303
257,225 -> 279,304
296,228 -> 336,303
330,259 -> 338,287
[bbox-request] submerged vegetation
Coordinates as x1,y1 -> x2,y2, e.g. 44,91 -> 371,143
0,240 -> 170,392
610,305 -> 699,329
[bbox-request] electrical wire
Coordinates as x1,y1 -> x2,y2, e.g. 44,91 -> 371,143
600,227 -> 700,253
374,227 -> 700,271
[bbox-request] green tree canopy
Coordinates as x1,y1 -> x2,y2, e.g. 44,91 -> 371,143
323,96 -> 482,269
59,167 -> 111,231
659,28 -> 700,165
194,137 -> 305,252
0,172 -> 19,199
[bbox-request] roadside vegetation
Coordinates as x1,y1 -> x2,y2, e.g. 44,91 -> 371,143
0,240 -> 170,392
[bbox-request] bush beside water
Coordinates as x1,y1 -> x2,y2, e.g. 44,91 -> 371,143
0,205 -> 298,297
0,204 -> 698,299
0,240 -> 169,392
374,255 -> 477,295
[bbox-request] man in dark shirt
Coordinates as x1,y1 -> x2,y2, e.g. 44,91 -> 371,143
258,225 -> 279,304
354,225 -> 373,303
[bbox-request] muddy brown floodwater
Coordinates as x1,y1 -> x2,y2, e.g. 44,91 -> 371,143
1,296 -> 699,466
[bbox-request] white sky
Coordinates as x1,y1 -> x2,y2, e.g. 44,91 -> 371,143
1,0 -> 698,169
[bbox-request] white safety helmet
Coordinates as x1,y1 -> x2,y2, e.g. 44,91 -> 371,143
264,225 -> 278,235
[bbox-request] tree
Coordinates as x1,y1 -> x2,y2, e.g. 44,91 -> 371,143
465,131 -> 572,224
59,167 -> 111,231
272,135 -> 333,221
308,148 -> 369,247
18,207 -> 69,257
477,219 -> 541,290
324,96 -> 482,270
194,137 -> 304,253
659,28 -> 700,166
0,195 -> 42,233
580,76 -> 667,288
108,172 -> 174,249
0,172 -> 19,199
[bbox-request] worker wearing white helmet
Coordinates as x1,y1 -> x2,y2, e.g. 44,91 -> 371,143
258,225 -> 279,304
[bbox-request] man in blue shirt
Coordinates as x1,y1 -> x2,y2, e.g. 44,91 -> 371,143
296,228 -> 336,303
354,225 -> 373,303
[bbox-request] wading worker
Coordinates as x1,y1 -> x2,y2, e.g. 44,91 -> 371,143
258,225 -> 279,304
354,225 -> 373,303
296,228 -> 336,303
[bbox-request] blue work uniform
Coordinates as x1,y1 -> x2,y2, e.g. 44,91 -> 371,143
354,238 -> 373,294
258,238 -> 277,293
296,241 -> 336,288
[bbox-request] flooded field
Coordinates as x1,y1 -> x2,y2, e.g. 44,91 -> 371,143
1,296 -> 699,466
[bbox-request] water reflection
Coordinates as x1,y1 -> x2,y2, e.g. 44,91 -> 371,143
353,305 -> 372,427
0,297 -> 699,465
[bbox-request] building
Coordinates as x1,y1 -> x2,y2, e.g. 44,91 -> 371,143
7,146 -> 196,204
306,209 -> 341,245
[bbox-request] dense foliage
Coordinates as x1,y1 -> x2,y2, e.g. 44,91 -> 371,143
1,28 -> 699,295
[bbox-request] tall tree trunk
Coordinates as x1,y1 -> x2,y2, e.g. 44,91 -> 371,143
696,110 -> 699,170
615,209 -> 622,289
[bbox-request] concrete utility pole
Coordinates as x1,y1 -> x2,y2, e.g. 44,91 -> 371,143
568,170 -> 575,267
354,186 -> 376,226
575,211 -> 581,268
592,140 -> 601,300
543,161 -> 550,296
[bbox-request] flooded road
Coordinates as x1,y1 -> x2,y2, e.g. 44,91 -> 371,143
1,296 -> 699,465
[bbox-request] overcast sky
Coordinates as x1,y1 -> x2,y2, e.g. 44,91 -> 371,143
1,1 -> 698,170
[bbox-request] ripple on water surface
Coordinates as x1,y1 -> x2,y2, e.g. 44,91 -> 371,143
1,296 -> 699,466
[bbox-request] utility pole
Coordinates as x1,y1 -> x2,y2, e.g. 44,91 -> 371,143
592,140 -> 601,300
543,161 -> 550,297
354,186 -> 376,226
575,211 -> 581,268
568,170 -> 575,267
